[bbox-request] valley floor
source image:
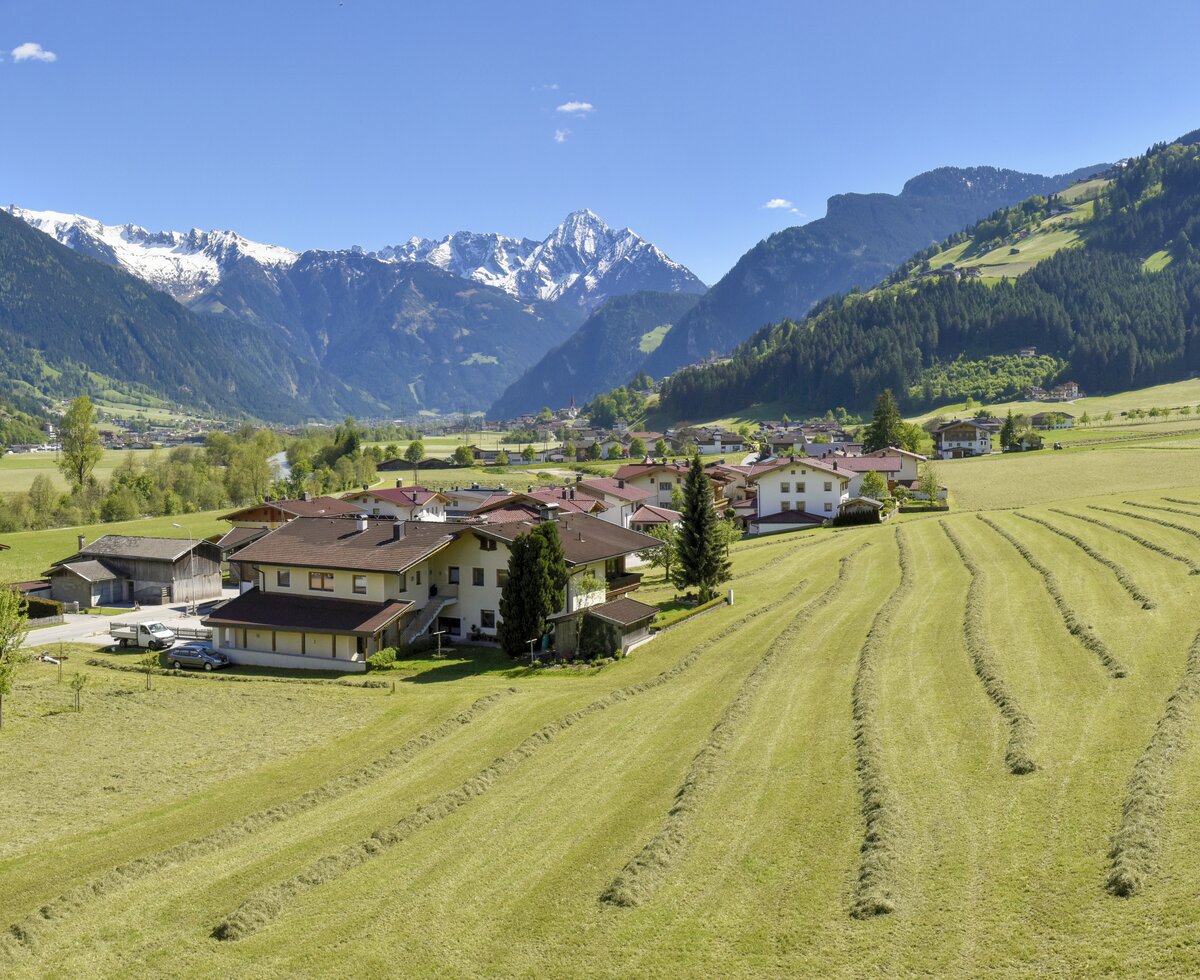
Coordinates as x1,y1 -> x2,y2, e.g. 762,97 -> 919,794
5,465 -> 1200,974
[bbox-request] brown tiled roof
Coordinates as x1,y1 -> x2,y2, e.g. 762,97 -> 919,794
575,478 -> 655,503
474,490 -> 604,517
221,496 -> 364,522
50,559 -> 121,582
344,487 -> 447,507
587,597 -> 659,626
744,457 -> 850,482
230,517 -> 456,573
215,526 -> 270,554
613,462 -> 687,480
474,512 -> 660,566
204,588 -> 410,636
630,504 -> 681,524
826,457 -> 902,473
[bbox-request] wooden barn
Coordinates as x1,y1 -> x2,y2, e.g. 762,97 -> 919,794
46,534 -> 223,607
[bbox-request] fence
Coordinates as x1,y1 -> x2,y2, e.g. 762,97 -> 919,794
27,615 -> 65,628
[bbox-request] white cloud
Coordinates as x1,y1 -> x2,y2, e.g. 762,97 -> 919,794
556,101 -> 594,115
12,42 -> 57,63
763,198 -> 793,209
554,129 -> 569,144
543,82 -> 559,90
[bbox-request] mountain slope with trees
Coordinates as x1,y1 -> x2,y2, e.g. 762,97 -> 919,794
658,133 -> 1200,422
488,291 -> 700,418
643,163 -> 1105,379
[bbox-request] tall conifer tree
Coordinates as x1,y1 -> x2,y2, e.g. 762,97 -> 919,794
862,389 -> 906,452
672,454 -> 730,601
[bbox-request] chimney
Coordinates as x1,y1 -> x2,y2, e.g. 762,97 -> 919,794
301,491 -> 311,502
570,488 -> 575,500
617,478 -> 625,489
575,474 -> 583,483
355,515 -> 368,533
396,478 -> 404,488
578,531 -> 584,542
77,534 -> 86,551
539,502 -> 560,523
561,488 -> 567,499
392,522 -> 405,541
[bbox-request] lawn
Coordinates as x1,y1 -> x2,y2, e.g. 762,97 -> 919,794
0,510 -> 228,583
6,456 -> 1200,973
0,448 -> 149,494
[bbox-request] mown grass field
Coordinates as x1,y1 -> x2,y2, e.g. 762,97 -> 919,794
5,439 -> 1200,974
0,448 -> 152,494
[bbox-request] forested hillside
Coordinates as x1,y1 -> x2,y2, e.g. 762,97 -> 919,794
488,291 -> 700,417
0,210 -> 380,422
659,135 -> 1200,420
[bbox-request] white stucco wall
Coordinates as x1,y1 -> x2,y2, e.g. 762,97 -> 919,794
754,464 -> 848,520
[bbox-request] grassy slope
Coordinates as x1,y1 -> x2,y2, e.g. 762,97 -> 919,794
6,433 -> 1200,973
0,449 -> 154,494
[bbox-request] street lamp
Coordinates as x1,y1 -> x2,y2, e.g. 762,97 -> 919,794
172,522 -> 195,615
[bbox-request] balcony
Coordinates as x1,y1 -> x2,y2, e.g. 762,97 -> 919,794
605,572 -> 643,601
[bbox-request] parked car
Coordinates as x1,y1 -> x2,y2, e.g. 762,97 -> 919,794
167,644 -> 229,671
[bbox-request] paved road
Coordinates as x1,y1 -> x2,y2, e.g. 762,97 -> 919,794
22,589 -> 238,651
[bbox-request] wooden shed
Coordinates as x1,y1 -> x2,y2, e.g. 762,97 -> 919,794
46,534 -> 223,607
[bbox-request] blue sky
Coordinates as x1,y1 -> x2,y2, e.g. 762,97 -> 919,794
3,0 -> 1200,283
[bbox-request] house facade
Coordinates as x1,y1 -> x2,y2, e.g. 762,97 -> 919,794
746,458 -> 851,535
203,511 -> 658,670
934,421 -> 993,459
341,484 -> 449,521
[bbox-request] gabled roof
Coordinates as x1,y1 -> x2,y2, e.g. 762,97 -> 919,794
586,597 -> 659,627
574,478 -> 654,503
204,588 -> 410,637
743,456 -> 850,483
230,517 -> 457,573
630,504 -> 681,524
824,456 -> 903,473
613,462 -> 688,481
343,486 -> 448,507
472,490 -> 605,517
934,419 -> 991,433
221,496 -> 364,522
215,526 -> 270,555
472,513 -> 660,567
48,559 -> 120,582
75,534 -> 213,563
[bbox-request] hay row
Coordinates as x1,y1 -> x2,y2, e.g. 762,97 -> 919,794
940,524 -> 1037,775
2,689 -> 518,954
1124,501 -> 1200,519
211,561 -> 850,942
600,545 -> 868,909
976,516 -> 1128,679
84,658 -> 389,688
850,528 -> 914,919
1014,513 -> 1156,609
1049,509 -> 1200,575
1089,505 -> 1200,546
1161,497 -> 1200,508
1106,628 -> 1200,897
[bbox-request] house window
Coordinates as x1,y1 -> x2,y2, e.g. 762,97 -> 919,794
479,537 -> 497,552
276,570 -> 290,588
472,567 -> 485,587
448,566 -> 460,585
309,572 -> 334,592
824,482 -> 832,492
781,501 -> 791,511
415,570 -> 422,585
496,569 -> 509,587
398,572 -> 407,592
352,574 -> 367,595
797,482 -> 805,493
824,502 -> 833,512
481,610 -> 496,629
798,500 -> 806,512
780,481 -> 790,493
659,481 -> 672,490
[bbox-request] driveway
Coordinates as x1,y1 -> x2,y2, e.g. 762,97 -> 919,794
21,588 -> 239,651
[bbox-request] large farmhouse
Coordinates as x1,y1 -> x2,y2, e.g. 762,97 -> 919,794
46,534 -> 222,607
204,509 -> 659,671
745,457 -> 852,535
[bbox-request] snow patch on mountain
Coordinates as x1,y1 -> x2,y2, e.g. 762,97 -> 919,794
5,206 -> 298,301
374,209 -> 705,310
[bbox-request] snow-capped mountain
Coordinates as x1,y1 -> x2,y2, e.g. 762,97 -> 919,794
4,206 -> 298,302
375,209 -> 706,311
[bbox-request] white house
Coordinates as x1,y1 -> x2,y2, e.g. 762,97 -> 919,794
613,462 -> 690,509
341,484 -> 450,521
573,477 -> 654,527
933,420 -> 993,459
745,457 -> 851,535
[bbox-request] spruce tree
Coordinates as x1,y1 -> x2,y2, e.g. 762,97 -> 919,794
999,410 -> 1017,449
672,454 -> 730,601
497,522 -> 569,657
862,389 -> 906,452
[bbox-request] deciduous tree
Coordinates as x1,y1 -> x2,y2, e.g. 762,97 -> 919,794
58,395 -> 103,489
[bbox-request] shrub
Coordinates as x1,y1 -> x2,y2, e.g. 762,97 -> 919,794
23,596 -> 64,619
577,615 -> 621,661
366,647 -> 398,670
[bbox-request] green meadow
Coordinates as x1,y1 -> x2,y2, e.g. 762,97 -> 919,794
5,426 -> 1200,973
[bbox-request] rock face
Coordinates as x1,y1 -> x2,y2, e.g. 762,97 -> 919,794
642,163 -> 1107,377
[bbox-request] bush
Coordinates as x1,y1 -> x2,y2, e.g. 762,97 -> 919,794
23,596 -> 64,618
366,646 -> 398,670
577,614 -> 621,660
